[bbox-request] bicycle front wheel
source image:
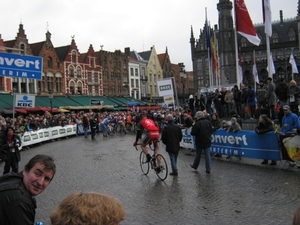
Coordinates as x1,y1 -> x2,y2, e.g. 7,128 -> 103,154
154,154 -> 168,181
139,151 -> 150,175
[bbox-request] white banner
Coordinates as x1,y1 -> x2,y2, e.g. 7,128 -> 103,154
21,125 -> 77,148
157,78 -> 174,105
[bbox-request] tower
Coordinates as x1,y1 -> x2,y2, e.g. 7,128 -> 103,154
217,0 -> 236,85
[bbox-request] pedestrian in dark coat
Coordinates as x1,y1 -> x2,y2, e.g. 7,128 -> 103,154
161,114 -> 182,176
190,111 -> 213,173
1,127 -> 22,174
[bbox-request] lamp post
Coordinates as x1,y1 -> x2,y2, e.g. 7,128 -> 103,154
180,65 -> 187,105
140,75 -> 148,99
12,87 -> 16,127
48,89 -> 53,114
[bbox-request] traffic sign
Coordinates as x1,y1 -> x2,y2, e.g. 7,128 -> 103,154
0,52 -> 43,80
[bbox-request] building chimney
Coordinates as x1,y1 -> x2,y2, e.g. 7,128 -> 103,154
125,47 -> 130,56
280,10 -> 284,26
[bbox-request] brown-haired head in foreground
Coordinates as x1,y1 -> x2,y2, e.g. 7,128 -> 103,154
24,154 -> 56,180
293,204 -> 300,225
50,192 -> 125,225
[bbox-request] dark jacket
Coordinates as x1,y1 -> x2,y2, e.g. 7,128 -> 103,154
0,172 -> 36,225
183,116 -> 193,128
1,134 -> 22,162
275,81 -> 288,101
191,117 -> 212,148
161,121 -> 182,154
255,120 -> 274,134
82,116 -> 89,128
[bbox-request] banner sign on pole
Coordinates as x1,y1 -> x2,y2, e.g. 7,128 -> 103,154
157,78 -> 174,105
15,94 -> 35,108
0,52 -> 43,80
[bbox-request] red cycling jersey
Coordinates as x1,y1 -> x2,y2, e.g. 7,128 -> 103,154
140,118 -> 159,131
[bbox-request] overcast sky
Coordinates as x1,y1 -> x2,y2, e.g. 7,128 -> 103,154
1,0 -> 298,71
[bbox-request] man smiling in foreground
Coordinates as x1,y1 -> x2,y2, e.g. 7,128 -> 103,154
0,154 -> 56,225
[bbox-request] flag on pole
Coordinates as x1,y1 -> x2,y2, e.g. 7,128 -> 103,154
205,10 -> 212,60
253,51 -> 259,83
262,0 -> 272,37
234,0 -> 261,46
210,36 -> 218,76
289,53 -> 299,74
238,51 -> 243,83
266,53 -> 276,75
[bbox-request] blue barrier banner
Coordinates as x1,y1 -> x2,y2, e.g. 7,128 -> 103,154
77,123 -> 91,135
180,128 -> 281,160
211,129 -> 281,160
0,52 -> 43,80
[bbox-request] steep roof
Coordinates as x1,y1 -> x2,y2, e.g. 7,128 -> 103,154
55,45 -> 70,61
157,53 -> 166,67
138,50 -> 151,61
30,41 -> 45,56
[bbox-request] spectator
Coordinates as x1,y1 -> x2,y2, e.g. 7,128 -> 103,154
228,117 -> 241,132
275,78 -> 288,107
233,85 -> 242,117
255,114 -> 277,165
82,114 -> 89,138
161,114 -> 183,176
0,154 -> 56,225
256,80 -> 268,118
181,113 -> 193,128
287,79 -> 300,116
225,89 -> 234,117
281,105 -> 300,134
240,84 -> 249,119
247,86 -> 256,119
1,127 -> 22,174
50,192 -> 125,225
266,77 -> 277,120
190,111 -> 213,173
220,87 -> 228,118
211,112 -> 221,132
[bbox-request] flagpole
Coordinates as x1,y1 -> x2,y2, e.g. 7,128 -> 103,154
266,35 -> 272,78
253,50 -> 256,92
233,0 -> 240,87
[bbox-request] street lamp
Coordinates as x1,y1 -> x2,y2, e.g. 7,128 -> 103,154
180,65 -> 187,105
140,75 -> 148,99
12,87 -> 16,127
48,89 -> 53,114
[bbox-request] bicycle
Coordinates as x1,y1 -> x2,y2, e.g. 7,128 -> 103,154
135,141 -> 168,181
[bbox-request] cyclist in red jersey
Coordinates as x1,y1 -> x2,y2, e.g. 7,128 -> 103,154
133,112 -> 160,162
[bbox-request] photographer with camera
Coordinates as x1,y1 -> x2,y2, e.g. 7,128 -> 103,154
1,127 -> 22,174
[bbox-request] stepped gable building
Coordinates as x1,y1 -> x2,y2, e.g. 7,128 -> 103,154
125,47 -> 148,100
81,44 -> 102,96
0,34 -> 9,92
30,30 -> 64,96
55,38 -> 102,96
137,46 -> 163,99
96,49 -> 129,97
191,0 -> 300,92
3,24 -> 34,94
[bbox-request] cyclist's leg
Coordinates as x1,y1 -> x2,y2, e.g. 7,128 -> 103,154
141,132 -> 151,162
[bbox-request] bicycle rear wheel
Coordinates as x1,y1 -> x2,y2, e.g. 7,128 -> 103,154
139,151 -> 150,175
154,154 -> 168,181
